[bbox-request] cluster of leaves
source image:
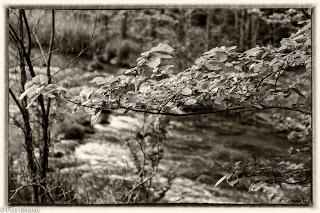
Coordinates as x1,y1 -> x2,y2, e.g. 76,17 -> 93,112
270,113 -> 312,144
69,19 -> 311,124
19,70 -> 67,109
18,17 -> 311,128
213,158 -> 311,192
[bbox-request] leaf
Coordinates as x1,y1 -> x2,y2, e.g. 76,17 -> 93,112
185,98 -> 197,105
46,93 -> 56,99
80,87 -> 93,99
205,63 -> 222,71
31,75 -> 40,84
181,87 -> 192,96
19,86 -> 36,100
215,90 -> 224,105
91,77 -> 107,85
137,56 -> 148,66
253,104 -> 263,109
26,93 -> 40,109
280,38 -> 298,48
214,52 -> 228,63
163,65 -> 174,70
124,68 -> 138,76
39,74 -> 48,84
153,52 -> 173,59
264,95 -> 275,102
207,72 -> 218,78
145,56 -> 161,69
150,43 -> 174,53
245,47 -> 261,57
91,110 -> 102,125
105,76 -> 120,86
234,65 -> 242,71
225,62 -> 233,67
248,181 -> 266,192
249,63 -> 257,71
227,46 -> 237,51
215,174 -> 229,187
227,177 -> 238,187
139,83 -> 151,93
24,80 -> 33,89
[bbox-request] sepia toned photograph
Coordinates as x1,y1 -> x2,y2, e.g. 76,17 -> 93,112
7,6 -> 312,205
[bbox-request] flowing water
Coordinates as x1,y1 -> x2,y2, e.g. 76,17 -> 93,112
50,112 -> 295,204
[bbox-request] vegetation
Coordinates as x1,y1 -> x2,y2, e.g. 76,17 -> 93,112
8,7 -> 312,205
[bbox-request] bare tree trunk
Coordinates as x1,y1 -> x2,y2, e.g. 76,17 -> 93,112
9,10 -> 40,204
205,10 -> 212,51
239,10 -> 244,51
39,9 -> 54,204
120,11 -> 127,39
244,11 -> 250,50
178,9 -> 185,41
18,10 -> 40,204
9,9 -> 54,204
234,9 -> 238,31
251,14 -> 258,47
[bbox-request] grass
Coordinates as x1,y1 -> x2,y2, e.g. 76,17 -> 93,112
23,10 -> 106,56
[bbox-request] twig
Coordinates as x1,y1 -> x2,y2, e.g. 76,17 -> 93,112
9,183 -> 54,203
125,170 -> 158,203
46,10 -> 55,124
67,97 -> 311,116
47,9 -> 55,84
32,10 -> 48,66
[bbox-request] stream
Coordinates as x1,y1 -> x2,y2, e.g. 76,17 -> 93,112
49,112 -> 295,204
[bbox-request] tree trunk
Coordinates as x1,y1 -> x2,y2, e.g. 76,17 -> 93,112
205,10 -> 212,51
239,10 -> 244,51
18,10 -> 39,204
178,9 -> 186,41
120,11 -> 128,39
244,11 -> 250,50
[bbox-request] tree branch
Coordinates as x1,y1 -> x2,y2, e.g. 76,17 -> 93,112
21,10 -> 32,57
46,10 -> 55,121
9,88 -> 24,116
32,10 -> 47,66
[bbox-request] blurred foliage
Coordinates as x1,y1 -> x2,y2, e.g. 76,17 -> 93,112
13,8 -> 311,70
